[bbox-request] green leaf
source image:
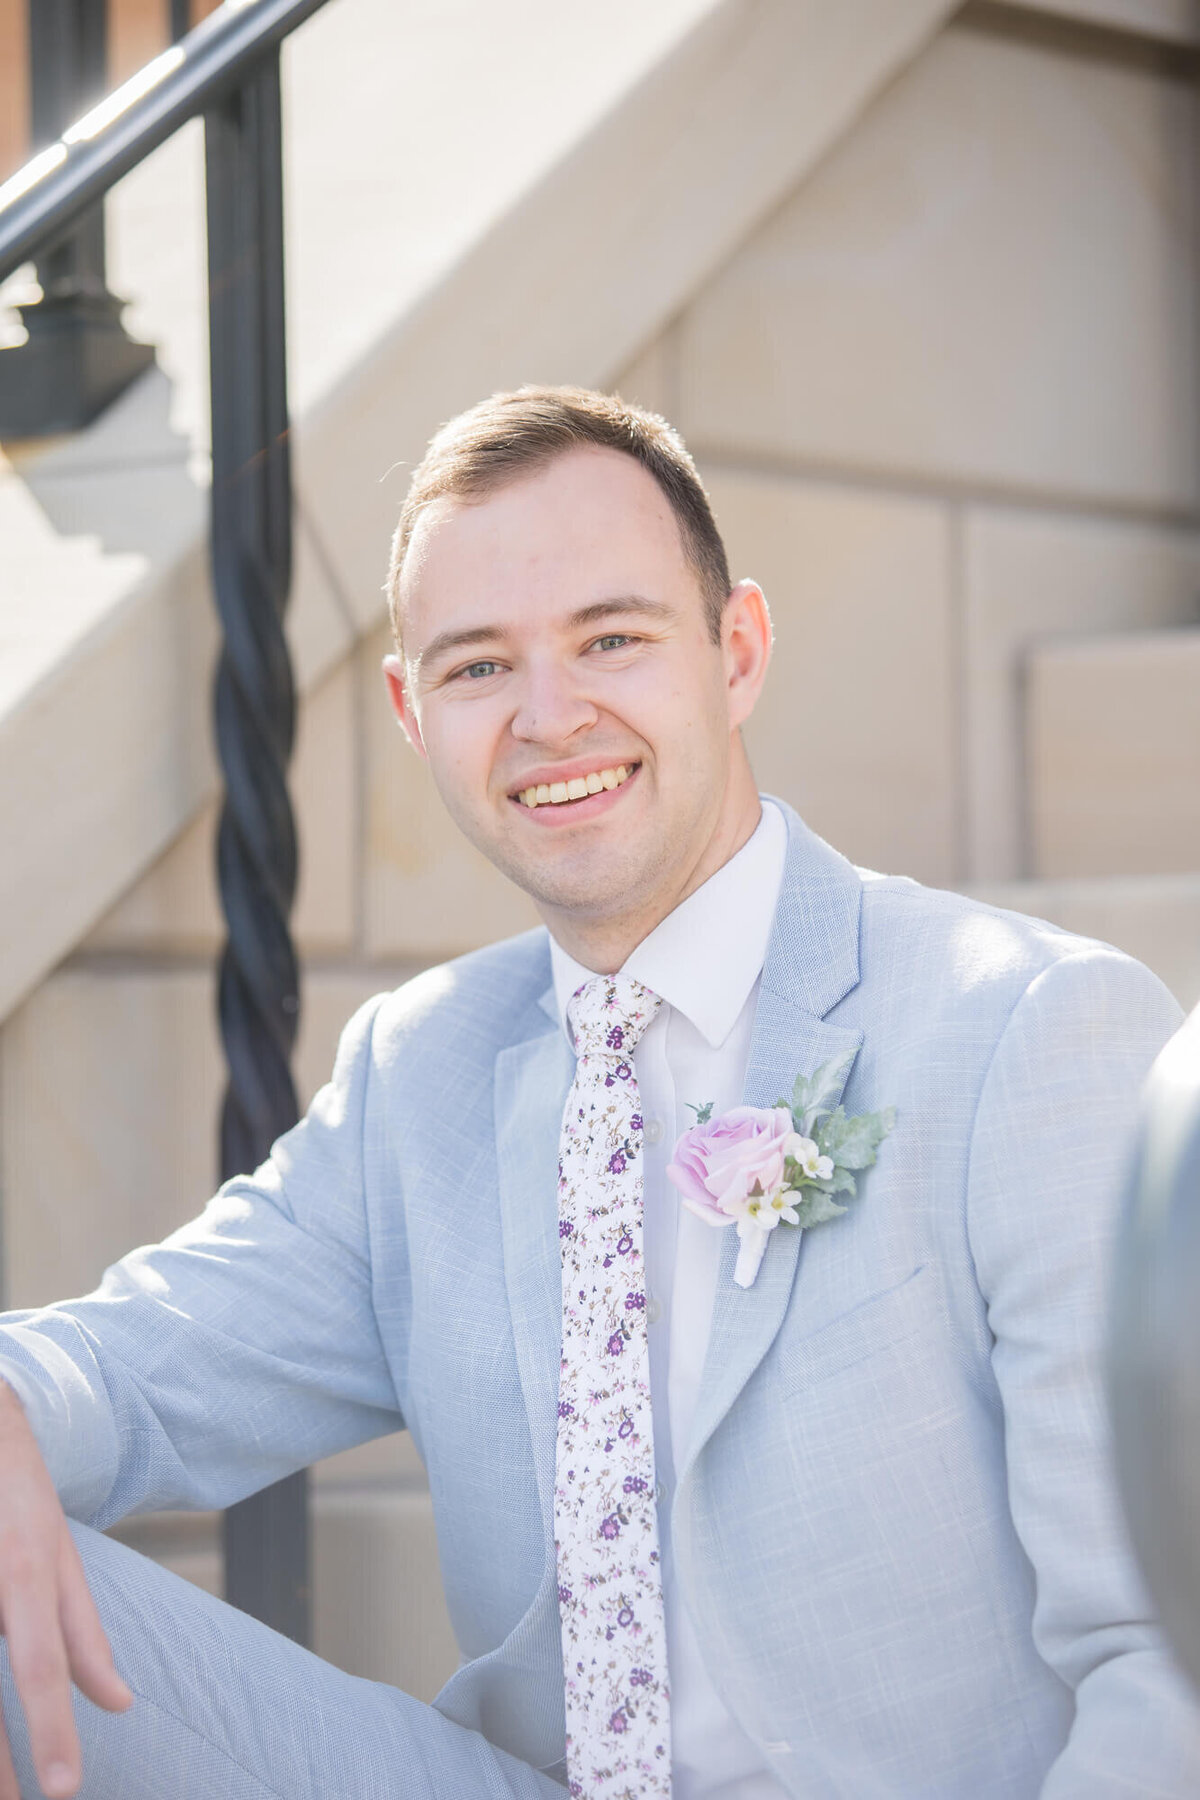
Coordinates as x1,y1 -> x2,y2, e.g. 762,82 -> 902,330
793,1189 -> 847,1229
791,1052 -> 857,1135
686,1100 -> 714,1125
817,1104 -> 896,1171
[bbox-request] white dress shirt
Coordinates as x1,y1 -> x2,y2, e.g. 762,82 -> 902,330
550,797 -> 791,1800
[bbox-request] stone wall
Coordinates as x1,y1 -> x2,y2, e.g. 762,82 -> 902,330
2,1 -> 1198,1697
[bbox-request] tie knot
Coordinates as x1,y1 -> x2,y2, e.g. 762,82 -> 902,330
567,973 -> 661,1060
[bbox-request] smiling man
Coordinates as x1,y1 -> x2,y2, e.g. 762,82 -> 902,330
0,386 -> 1198,1800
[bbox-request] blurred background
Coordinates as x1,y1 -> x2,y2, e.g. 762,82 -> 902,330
1,0 -> 1198,1704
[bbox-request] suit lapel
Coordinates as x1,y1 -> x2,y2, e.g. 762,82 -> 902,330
677,801 -> 866,1487
494,998 -> 573,1540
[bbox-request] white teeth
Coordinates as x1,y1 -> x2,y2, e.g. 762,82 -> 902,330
517,764 -> 635,808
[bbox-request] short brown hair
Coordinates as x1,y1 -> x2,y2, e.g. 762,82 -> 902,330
385,385 -> 731,649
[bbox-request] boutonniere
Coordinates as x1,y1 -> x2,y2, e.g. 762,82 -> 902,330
665,1057 -> 896,1289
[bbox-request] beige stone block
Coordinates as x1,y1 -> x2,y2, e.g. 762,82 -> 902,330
312,1429 -> 428,1492
81,802 -> 220,956
994,0 -> 1200,45
964,872 -> 1200,1010
85,657 -> 360,957
1,966 -> 220,1310
1026,627 -> 1200,876
0,964 -> 420,1311
361,623 -> 543,959
106,1511 -> 223,1600
704,468 -> 957,883
106,1479 -> 458,1697
293,968 -> 424,1111
963,508 -> 1200,880
676,21 -> 1200,513
608,331 -> 677,419
312,1486 -> 459,1699
0,483 -> 217,1028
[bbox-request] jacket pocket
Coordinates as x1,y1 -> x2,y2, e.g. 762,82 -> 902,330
773,1263 -> 931,1395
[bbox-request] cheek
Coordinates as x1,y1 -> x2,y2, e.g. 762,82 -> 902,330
423,708 -> 499,797
631,664 -> 728,760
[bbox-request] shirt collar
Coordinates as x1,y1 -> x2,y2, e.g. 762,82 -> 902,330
549,797 -> 789,1051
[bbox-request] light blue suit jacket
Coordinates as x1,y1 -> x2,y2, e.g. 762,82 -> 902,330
2,802 -> 1198,1796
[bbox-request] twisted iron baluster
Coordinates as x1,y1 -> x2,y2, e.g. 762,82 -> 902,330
205,48 -> 309,1646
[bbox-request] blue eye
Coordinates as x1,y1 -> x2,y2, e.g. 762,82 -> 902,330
460,661 -> 499,680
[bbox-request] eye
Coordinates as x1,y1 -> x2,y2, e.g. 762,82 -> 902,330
592,633 -> 634,652
457,660 -> 501,680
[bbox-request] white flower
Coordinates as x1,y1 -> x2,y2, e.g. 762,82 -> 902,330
743,1195 -> 782,1233
765,1190 -> 800,1226
785,1132 -> 834,1182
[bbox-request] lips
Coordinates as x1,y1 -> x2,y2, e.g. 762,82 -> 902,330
511,762 -> 638,810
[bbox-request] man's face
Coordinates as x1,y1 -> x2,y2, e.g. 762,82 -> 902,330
385,445 -> 768,937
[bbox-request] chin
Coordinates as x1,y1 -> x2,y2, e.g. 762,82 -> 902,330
529,846 -> 665,920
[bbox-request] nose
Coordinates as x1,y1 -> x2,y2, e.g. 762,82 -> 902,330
510,658 -> 598,746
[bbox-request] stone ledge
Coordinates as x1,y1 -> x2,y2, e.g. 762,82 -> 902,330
1026,626 -> 1200,878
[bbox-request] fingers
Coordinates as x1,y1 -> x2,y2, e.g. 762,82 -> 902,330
1,1549 -> 80,1798
57,1531 -> 133,1714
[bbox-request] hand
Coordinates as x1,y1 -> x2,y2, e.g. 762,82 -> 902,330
0,1382 -> 132,1799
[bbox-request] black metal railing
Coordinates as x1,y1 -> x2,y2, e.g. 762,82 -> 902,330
1108,1003 -> 1200,1692
0,0 -> 333,1646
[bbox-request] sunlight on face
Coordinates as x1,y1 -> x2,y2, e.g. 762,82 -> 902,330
389,446 -> 764,942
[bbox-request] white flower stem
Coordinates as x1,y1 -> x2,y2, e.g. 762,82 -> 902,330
734,1225 -> 771,1289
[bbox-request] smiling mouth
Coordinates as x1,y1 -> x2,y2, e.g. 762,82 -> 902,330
512,763 -> 638,810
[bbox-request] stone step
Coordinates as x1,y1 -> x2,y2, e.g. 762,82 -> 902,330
107,1433 -> 460,1698
965,871 -> 1200,1011
1025,627 -> 1200,879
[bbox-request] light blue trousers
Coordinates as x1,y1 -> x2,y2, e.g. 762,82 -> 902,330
0,1523 -> 564,1799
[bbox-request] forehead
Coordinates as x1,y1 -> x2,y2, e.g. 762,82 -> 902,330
399,445 -> 694,636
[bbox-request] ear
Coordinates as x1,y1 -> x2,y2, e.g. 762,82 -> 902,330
721,581 -> 773,730
382,653 -> 428,760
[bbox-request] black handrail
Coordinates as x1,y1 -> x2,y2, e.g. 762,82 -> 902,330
0,0 -> 335,1646
0,0 -> 325,281
1108,1003 -> 1200,1692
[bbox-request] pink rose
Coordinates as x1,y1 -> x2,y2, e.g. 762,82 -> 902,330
666,1106 -> 796,1227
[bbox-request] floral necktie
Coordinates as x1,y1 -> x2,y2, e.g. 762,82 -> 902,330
556,973 -> 670,1800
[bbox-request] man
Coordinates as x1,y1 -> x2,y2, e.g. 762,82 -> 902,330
0,386 -> 1197,1799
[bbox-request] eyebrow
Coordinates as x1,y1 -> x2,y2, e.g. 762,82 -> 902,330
413,595 -> 677,676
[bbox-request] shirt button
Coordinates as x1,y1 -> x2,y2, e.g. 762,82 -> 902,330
645,1296 -> 663,1325
654,1480 -> 667,1505
643,1117 -> 664,1146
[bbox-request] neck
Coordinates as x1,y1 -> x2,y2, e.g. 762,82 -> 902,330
544,759 -> 763,973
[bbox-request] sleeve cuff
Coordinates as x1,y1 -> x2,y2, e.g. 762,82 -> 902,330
0,1329 -> 120,1519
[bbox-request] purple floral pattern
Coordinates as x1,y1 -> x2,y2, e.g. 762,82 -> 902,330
555,974 -> 670,1800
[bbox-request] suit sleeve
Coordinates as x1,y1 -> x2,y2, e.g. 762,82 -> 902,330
966,946 -> 1200,1796
0,992 -> 403,1528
